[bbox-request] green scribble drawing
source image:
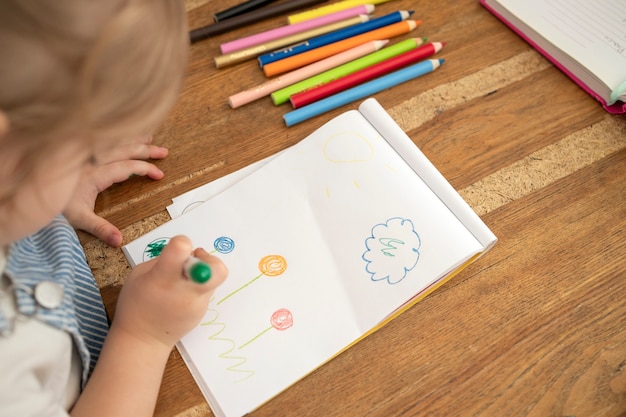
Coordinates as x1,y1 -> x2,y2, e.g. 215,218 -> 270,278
379,238 -> 405,257
145,238 -> 168,259
201,308 -> 254,382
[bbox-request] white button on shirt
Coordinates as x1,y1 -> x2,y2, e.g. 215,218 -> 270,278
35,280 -> 65,309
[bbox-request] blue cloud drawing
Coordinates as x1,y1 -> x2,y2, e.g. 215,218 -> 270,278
362,217 -> 421,284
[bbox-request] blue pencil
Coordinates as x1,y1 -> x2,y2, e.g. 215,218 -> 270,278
283,59 -> 444,126
258,10 -> 413,67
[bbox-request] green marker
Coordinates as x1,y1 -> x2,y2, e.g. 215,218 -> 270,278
271,37 -> 426,105
183,256 -> 212,284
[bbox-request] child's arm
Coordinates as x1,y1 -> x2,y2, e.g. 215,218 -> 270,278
63,135 -> 169,248
70,236 -> 228,416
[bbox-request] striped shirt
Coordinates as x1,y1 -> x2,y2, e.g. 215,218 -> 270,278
0,215 -> 109,387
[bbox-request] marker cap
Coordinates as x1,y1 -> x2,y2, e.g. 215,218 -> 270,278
185,258 -> 212,284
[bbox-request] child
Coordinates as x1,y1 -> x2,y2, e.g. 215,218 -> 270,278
0,1 -> 228,415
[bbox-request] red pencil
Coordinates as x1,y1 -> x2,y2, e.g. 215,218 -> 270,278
290,41 -> 445,108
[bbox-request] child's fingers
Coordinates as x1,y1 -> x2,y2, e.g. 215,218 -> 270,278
96,141 -> 168,165
153,235 -> 194,281
74,211 -> 123,247
153,237 -> 228,292
92,160 -> 165,192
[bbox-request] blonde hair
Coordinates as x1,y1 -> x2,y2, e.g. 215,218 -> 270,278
0,0 -> 188,198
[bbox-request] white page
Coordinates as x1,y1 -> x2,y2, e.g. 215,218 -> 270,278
167,153 -> 280,218
359,98 -> 497,251
495,0 -> 626,92
123,109 -> 485,417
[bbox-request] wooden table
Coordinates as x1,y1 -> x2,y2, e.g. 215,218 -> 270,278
83,0 -> 626,415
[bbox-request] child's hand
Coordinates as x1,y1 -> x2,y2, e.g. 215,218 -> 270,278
63,135 -> 168,247
112,235 -> 228,348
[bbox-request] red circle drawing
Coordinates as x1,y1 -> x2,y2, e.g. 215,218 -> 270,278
270,308 -> 293,331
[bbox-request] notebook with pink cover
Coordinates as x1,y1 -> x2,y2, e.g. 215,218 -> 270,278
481,0 -> 626,114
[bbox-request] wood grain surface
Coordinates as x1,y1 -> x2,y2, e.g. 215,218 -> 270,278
83,0 -> 626,415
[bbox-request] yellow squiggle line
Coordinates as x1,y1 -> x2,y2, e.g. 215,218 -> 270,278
201,308 -> 255,382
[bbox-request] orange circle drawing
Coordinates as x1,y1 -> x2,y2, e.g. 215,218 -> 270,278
258,255 -> 287,276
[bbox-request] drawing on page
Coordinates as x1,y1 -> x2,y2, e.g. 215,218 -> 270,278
362,217 -> 421,284
181,200 -> 206,214
239,308 -> 294,349
322,131 -> 372,197
201,289 -> 292,382
321,131 -> 396,197
204,255 -> 288,378
323,131 -> 374,164
212,236 -> 235,254
142,236 -> 235,262
201,304 -> 255,383
143,237 -> 170,261
218,255 -> 287,305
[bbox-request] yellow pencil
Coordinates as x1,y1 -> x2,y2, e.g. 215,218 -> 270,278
288,0 -> 395,24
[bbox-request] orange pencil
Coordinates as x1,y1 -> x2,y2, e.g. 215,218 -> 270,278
263,20 -> 421,77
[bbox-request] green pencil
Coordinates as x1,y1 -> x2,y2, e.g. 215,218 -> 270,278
271,37 -> 426,105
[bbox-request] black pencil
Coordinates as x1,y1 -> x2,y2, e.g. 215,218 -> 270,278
189,0 -> 329,43
214,0 -> 280,22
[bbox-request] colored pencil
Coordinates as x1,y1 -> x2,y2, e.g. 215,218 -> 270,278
283,58 -> 444,126
258,10 -> 412,67
220,4 -> 374,54
228,40 -> 388,108
291,42 -> 445,108
288,0 -> 396,24
189,0 -> 328,43
271,37 -> 424,105
214,15 -> 369,68
263,19 -> 421,77
214,0 -> 280,22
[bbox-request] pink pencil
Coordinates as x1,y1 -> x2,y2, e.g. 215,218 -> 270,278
220,4 -> 375,54
228,39 -> 388,108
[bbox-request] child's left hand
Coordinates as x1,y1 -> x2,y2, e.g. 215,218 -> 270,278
63,135 -> 168,247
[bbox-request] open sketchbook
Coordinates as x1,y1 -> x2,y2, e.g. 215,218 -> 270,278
481,0 -> 626,114
122,98 -> 497,417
